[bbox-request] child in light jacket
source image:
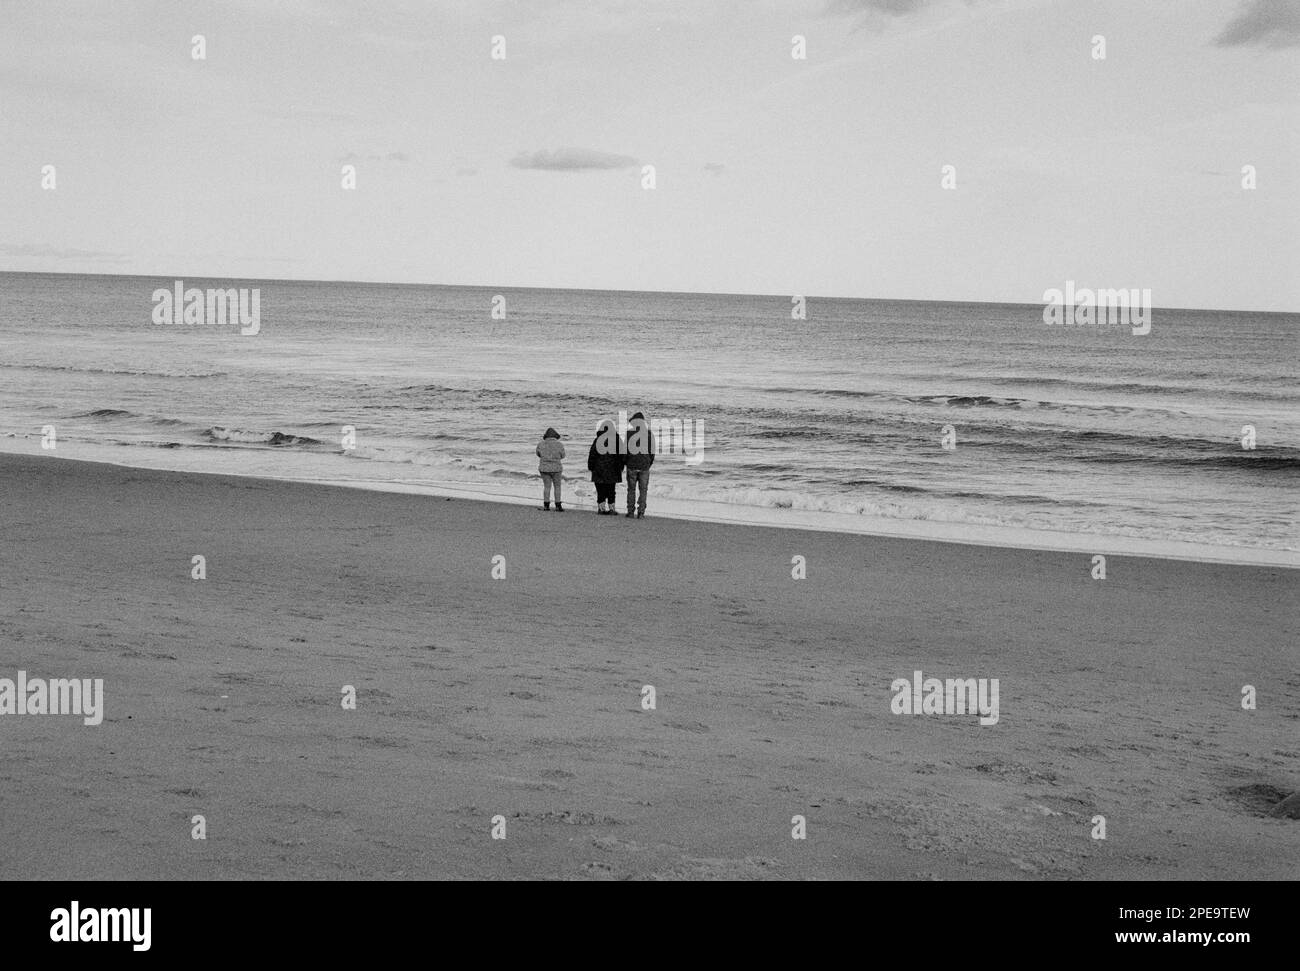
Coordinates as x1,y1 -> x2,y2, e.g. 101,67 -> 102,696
536,427 -> 566,511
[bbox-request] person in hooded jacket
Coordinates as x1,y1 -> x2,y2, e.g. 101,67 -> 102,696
535,427 -> 566,511
587,418 -> 626,515
623,411 -> 654,519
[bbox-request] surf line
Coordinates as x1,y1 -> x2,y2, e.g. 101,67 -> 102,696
890,670 -> 999,726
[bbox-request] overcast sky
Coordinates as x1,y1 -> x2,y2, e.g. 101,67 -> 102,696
1,0 -> 1297,310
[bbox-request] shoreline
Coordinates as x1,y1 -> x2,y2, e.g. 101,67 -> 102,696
4,444 -> 1295,569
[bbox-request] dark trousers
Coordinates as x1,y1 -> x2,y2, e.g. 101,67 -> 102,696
626,468 -> 650,513
595,481 -> 616,504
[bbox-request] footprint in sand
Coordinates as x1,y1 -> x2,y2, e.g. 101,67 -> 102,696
515,810 -> 620,826
1268,792 -> 1300,819
592,836 -> 641,853
352,734 -> 411,749
671,856 -> 779,880
666,720 -> 710,733
1227,782 -> 1296,818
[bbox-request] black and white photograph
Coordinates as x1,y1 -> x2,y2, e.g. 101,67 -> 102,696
0,0 -> 1296,939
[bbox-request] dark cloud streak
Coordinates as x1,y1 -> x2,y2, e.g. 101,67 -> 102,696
509,147 -> 638,171
825,0 -> 929,16
336,151 -> 410,163
0,243 -> 129,263
1213,0 -> 1300,48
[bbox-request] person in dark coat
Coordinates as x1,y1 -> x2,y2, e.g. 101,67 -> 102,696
623,411 -> 654,518
588,419 -> 626,515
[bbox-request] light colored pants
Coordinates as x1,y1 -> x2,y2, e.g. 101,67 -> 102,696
540,471 -> 562,503
626,469 -> 650,513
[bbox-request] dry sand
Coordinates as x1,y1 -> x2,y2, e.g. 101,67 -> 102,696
0,453 -> 1296,880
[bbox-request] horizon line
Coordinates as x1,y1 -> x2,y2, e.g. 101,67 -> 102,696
0,268 -> 1295,316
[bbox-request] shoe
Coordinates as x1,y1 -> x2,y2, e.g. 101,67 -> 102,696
542,502 -> 550,510
637,510 -> 645,519
625,511 -> 635,518
597,502 -> 605,514
555,502 -> 564,512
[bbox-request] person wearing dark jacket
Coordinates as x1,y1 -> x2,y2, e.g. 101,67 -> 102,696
623,411 -> 654,519
587,419 -> 626,515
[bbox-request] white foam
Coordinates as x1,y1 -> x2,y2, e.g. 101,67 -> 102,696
315,477 -> 1300,567
3,439 -> 1294,569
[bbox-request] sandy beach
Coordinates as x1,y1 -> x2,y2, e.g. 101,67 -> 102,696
0,452 -> 1295,880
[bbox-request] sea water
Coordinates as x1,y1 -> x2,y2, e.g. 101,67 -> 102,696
1,272 -> 1295,564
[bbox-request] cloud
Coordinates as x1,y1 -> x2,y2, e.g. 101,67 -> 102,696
1213,0 -> 1300,48
825,0 -> 929,15
267,107 -> 360,123
703,162 -> 726,175
456,167 -> 478,177
509,147 -> 639,171
0,243 -> 129,263
337,151 -> 410,163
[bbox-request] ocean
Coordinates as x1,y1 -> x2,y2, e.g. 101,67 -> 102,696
1,272 -> 1295,563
